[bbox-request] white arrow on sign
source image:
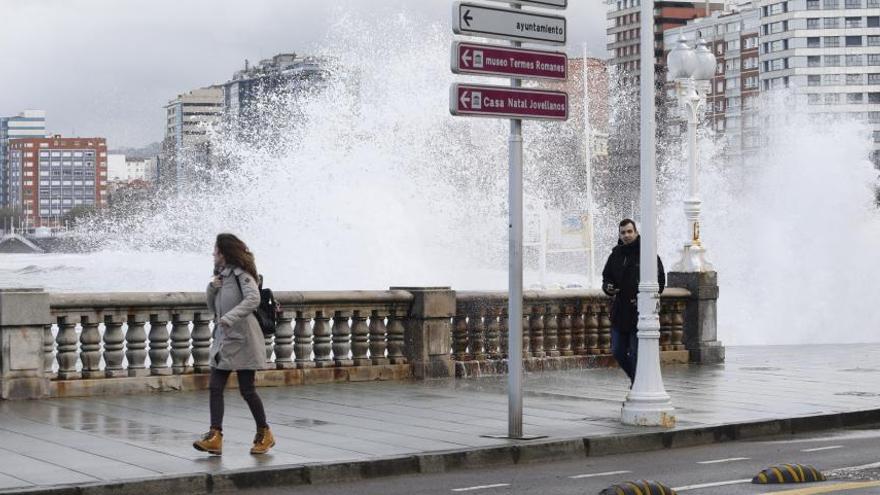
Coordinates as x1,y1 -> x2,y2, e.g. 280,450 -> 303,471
460,90 -> 470,109
462,49 -> 472,67
479,0 -> 567,9
452,2 -> 566,46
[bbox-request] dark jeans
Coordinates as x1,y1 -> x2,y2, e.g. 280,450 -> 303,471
611,327 -> 639,384
209,368 -> 268,430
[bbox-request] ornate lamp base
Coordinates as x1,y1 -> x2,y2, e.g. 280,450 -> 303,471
673,243 -> 713,272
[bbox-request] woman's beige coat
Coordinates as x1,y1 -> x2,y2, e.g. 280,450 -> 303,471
206,265 -> 267,370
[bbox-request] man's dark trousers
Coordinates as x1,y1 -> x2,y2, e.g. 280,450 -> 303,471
611,327 -> 639,384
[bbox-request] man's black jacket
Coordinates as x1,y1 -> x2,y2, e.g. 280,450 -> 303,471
601,235 -> 665,333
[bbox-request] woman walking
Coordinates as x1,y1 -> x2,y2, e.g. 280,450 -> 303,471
193,233 -> 275,455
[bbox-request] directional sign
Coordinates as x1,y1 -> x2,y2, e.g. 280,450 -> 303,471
452,2 -> 566,46
479,0 -> 567,9
450,83 -> 568,120
452,41 -> 567,81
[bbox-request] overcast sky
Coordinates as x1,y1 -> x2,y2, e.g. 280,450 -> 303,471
0,0 -> 607,148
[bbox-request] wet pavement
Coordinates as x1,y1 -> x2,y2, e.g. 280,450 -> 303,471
0,344 -> 879,492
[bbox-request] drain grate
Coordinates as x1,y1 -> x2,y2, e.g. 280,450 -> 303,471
280,418 -> 332,428
834,391 -> 880,397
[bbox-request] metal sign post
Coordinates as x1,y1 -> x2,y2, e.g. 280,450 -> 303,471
479,0 -> 568,8
449,0 -> 566,440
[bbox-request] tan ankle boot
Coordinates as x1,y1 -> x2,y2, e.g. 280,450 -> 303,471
193,428 -> 223,455
250,426 -> 275,455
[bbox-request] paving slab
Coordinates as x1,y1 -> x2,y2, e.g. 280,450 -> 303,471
1,344 -> 879,494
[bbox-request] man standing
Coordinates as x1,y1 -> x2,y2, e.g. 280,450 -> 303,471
601,219 -> 665,386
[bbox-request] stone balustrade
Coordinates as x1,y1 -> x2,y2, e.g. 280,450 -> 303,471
0,279 -> 719,400
452,289 -> 691,377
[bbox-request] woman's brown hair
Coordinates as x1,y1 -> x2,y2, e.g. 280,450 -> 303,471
215,233 -> 258,280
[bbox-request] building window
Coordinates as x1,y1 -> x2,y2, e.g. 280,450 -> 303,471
807,37 -> 821,48
870,0 -> 880,7
825,17 -> 841,28
845,17 -> 862,28
768,58 -> 787,71
824,0 -> 841,7
808,55 -> 822,67
824,73 -> 843,85
744,76 -> 759,89
869,16 -> 880,27
807,0 -> 822,8
726,39 -> 741,51
870,54 -> 880,65
809,75 -> 822,86
869,92 -> 880,103
825,93 -> 840,104
848,73 -> 865,84
824,36 -> 841,47
847,93 -> 864,104
847,54 -> 864,66
846,0 -> 862,7
846,35 -> 863,46
826,55 -> 841,66
807,18 -> 821,29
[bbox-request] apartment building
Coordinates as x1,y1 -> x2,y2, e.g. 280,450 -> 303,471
7,136 -> 107,226
0,110 -> 46,207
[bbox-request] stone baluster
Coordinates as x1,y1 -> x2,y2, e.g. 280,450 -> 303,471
79,315 -> 102,379
672,301 -> 686,351
659,303 -> 672,351
528,305 -> 545,358
585,304 -> 600,355
55,315 -> 79,380
452,311 -> 469,361
543,304 -> 560,358
273,311 -> 295,369
522,313 -> 530,359
485,307 -> 501,359
467,307 -> 486,361
369,310 -> 389,365
294,311 -> 315,368
312,311 -> 332,367
43,325 -> 55,376
191,313 -> 212,373
571,304 -> 586,355
264,333 -> 274,362
170,314 -> 191,375
148,315 -> 170,376
598,303 -> 612,354
351,310 -> 371,366
103,315 -> 126,378
125,315 -> 148,377
332,311 -> 353,367
386,309 -> 406,364
499,307 -> 509,359
558,305 -> 573,356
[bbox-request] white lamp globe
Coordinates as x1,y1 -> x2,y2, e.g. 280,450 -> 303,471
667,34 -> 697,79
693,38 -> 717,81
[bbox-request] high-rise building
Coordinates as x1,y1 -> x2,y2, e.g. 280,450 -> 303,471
663,4 -> 762,165
0,110 -> 46,207
607,0 -> 724,74
6,136 -> 107,226
757,0 -> 880,164
221,53 -> 329,144
161,86 -> 224,188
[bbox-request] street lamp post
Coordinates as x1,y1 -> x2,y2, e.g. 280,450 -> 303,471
668,35 -> 717,272
621,0 -> 676,427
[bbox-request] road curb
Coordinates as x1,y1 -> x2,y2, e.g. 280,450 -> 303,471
2,408 -> 879,495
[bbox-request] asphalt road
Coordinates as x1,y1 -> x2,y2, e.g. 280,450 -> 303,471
243,425 -> 880,494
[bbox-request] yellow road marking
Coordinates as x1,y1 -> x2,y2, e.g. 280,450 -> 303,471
760,480 -> 880,494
